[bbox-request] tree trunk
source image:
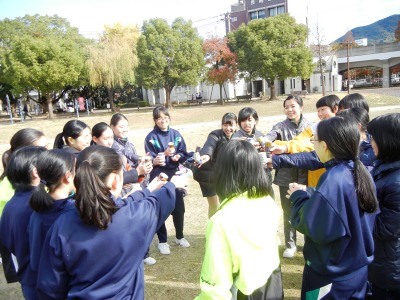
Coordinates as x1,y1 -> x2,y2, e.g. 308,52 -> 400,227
268,81 -> 277,100
46,94 -> 55,119
107,87 -> 116,113
165,88 -> 172,109
319,63 -> 326,96
219,84 -> 224,105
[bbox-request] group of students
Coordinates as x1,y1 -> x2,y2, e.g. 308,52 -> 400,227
0,94 -> 399,299
192,93 -> 400,299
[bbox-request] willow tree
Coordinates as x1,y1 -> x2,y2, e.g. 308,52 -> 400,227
136,18 -> 204,108
0,14 -> 87,119
86,23 -> 139,112
229,14 -> 314,100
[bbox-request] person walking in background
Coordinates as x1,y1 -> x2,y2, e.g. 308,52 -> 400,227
145,105 -> 190,255
366,113 -> 400,299
193,112 -> 237,218
0,146 -> 47,299
23,102 -> 32,119
264,95 -> 312,258
196,139 -> 282,299
36,145 -> 186,299
53,120 -> 92,156
288,117 -> 378,299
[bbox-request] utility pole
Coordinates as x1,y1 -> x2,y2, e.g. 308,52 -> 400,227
347,40 -> 350,94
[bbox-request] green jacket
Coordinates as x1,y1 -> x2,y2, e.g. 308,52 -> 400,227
195,194 -> 280,299
0,177 -> 14,217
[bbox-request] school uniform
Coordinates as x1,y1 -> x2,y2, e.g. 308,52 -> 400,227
145,126 -> 189,242
368,160 -> 400,298
265,115 -> 312,250
36,184 -> 176,299
290,159 -> 377,299
0,187 -> 38,299
112,137 -> 140,168
28,196 -> 75,272
194,129 -> 230,197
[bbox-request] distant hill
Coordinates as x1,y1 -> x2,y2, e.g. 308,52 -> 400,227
333,14 -> 400,45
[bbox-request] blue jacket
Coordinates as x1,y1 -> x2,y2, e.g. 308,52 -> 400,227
0,188 -> 36,289
28,196 -> 75,273
290,159 -> 376,277
272,139 -> 376,171
368,160 -> 400,290
145,126 -> 188,179
36,184 -> 176,300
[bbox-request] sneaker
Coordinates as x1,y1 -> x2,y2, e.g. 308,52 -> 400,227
283,247 -> 297,258
143,257 -> 156,265
158,242 -> 171,255
175,237 -> 190,248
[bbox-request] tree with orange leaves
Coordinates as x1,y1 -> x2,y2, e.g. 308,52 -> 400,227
202,37 -> 238,105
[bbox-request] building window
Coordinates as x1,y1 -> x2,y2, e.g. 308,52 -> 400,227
250,10 -> 266,20
269,5 -> 285,16
250,11 -> 258,20
259,0 -> 263,2
231,16 -> 237,22
250,0 -> 255,4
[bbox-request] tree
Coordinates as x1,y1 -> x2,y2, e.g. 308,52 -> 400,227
136,18 -> 204,108
309,22 -> 335,96
0,15 -> 88,119
86,23 -> 139,113
202,37 -> 237,105
229,14 -> 314,100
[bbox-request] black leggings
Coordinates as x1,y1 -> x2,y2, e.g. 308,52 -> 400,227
157,188 -> 185,242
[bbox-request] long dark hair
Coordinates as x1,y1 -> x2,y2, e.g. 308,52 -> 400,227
7,146 -> 47,191
53,120 -> 90,149
213,139 -> 272,201
30,150 -> 75,212
317,117 -> 377,213
367,113 -> 400,163
1,128 -> 45,180
74,145 -> 122,230
336,107 -> 369,133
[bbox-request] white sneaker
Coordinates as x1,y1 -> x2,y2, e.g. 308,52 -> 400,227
283,247 -> 297,258
143,257 -> 156,265
175,237 -> 190,248
158,243 -> 171,255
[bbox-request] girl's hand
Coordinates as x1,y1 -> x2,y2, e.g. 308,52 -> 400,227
171,154 -> 181,162
197,155 -> 210,168
287,183 -> 306,198
153,154 -> 166,166
147,177 -> 167,192
170,175 -> 188,192
270,144 -> 288,155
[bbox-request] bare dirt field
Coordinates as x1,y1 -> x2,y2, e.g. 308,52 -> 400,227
0,90 -> 399,299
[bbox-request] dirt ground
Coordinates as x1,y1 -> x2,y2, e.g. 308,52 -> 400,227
0,90 -> 399,299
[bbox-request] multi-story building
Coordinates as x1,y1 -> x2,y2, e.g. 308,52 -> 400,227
226,0 -> 288,34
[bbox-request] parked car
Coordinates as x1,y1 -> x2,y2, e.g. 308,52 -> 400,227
354,79 -> 367,87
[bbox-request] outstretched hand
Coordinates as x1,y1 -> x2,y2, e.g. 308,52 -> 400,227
147,177 -> 167,192
170,175 -> 189,193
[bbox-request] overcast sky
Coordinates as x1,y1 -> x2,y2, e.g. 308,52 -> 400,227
0,0 -> 399,43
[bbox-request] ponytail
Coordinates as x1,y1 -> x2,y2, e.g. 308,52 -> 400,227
74,146 -> 122,230
30,182 -> 54,212
353,159 -> 377,213
53,132 -> 65,149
